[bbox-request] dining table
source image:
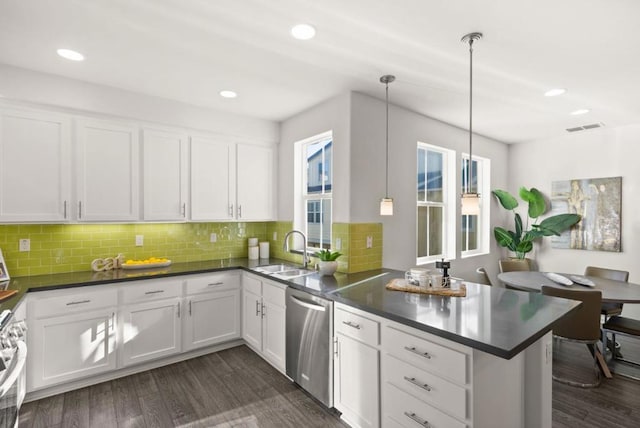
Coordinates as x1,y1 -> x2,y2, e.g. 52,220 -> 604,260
498,270 -> 640,380
497,271 -> 640,303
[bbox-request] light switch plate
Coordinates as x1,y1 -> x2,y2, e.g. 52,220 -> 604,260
210,233 -> 217,243
366,236 -> 373,248
135,235 -> 144,246
335,238 -> 342,250
19,238 -> 30,252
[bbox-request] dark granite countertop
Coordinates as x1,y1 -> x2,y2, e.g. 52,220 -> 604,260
1,258 -> 578,360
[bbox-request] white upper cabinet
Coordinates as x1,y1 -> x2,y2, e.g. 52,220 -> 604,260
190,136 -> 235,221
75,118 -> 140,221
142,128 -> 188,221
236,144 -> 274,221
0,108 -> 71,222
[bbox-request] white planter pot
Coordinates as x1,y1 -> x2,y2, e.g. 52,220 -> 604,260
318,261 -> 338,276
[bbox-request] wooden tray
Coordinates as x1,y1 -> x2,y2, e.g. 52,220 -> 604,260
0,290 -> 18,302
386,278 -> 467,297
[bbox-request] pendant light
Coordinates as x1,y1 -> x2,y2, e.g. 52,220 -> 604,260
460,32 -> 482,216
380,74 -> 395,216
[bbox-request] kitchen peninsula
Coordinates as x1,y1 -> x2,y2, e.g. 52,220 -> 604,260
3,258 -> 578,428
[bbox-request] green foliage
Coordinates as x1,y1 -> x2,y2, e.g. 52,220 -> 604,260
492,186 -> 582,259
315,249 -> 343,261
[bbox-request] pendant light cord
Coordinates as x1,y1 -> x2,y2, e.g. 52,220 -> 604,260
468,37 -> 474,195
385,80 -> 389,198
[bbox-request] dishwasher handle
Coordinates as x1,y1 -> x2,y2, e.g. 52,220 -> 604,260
289,294 -> 327,312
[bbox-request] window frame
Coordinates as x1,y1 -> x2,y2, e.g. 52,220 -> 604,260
460,153 -> 491,258
416,142 -> 456,265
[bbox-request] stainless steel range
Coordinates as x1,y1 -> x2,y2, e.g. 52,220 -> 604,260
285,287 -> 333,408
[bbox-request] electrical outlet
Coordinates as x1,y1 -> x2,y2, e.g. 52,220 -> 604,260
210,233 -> 217,243
335,238 -> 342,250
19,238 -> 30,252
135,235 -> 144,246
273,231 -> 277,241
366,236 -> 373,248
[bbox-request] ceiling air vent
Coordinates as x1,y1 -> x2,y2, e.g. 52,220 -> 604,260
566,122 -> 605,133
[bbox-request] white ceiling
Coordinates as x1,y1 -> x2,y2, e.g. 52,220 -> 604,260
0,0 -> 638,143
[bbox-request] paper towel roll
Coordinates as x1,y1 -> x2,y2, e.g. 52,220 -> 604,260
248,237 -> 259,247
248,246 -> 259,260
259,241 -> 270,259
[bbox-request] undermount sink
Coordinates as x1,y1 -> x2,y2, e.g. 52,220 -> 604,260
254,264 -> 296,273
272,269 -> 315,279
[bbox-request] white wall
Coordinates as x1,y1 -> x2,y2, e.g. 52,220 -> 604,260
0,64 -> 278,144
278,92 -> 352,222
350,92 -> 510,280
508,124 -> 640,317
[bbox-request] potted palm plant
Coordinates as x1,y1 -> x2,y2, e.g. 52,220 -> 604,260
315,249 -> 343,276
493,187 -> 581,263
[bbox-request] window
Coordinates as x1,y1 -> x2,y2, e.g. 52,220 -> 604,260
461,154 -> 490,257
416,143 -> 455,264
295,131 -> 333,251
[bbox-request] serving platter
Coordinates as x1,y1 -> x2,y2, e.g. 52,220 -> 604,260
543,272 -> 573,286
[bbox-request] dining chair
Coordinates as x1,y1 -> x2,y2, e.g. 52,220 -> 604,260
499,259 -> 531,273
476,267 -> 493,286
584,266 -> 629,321
541,286 -> 603,388
602,315 -> 640,367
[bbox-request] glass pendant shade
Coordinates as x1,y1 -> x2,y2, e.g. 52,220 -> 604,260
380,198 -> 394,216
461,193 -> 480,215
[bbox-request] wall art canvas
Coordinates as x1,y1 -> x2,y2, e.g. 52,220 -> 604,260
550,176 -> 621,252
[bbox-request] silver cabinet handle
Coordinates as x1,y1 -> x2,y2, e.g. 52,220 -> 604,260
78,201 -> 82,219
261,303 -> 266,319
229,204 -> 234,218
207,282 -> 224,287
111,312 -> 115,330
404,411 -> 430,427
255,300 -> 260,316
63,200 -> 68,219
404,376 -> 432,392
177,302 -> 180,318
404,346 -> 432,359
145,290 -> 165,295
342,320 -> 361,330
66,299 -> 90,306
182,203 -> 186,218
334,337 -> 339,358
189,300 -> 192,316
238,205 -> 242,218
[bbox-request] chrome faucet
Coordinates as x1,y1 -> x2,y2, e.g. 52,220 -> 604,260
283,230 -> 308,268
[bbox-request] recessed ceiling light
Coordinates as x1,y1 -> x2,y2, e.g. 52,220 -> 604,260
544,88 -> 566,97
56,48 -> 85,61
219,90 -> 237,99
571,109 -> 590,115
291,24 -> 316,40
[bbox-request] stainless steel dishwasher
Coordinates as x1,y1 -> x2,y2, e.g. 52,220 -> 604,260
286,287 -> 333,408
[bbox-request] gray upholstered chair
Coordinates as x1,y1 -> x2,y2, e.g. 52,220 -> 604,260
602,315 -> 640,366
476,267 -> 493,286
584,266 -> 629,320
499,259 -> 531,273
542,286 -> 603,388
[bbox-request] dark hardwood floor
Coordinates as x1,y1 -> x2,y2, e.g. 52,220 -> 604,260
20,340 -> 640,427
19,345 -> 347,428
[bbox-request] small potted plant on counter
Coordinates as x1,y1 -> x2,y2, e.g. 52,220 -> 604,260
315,249 -> 343,276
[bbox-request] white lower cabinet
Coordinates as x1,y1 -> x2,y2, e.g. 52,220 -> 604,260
183,272 -> 241,351
27,286 -> 118,391
333,303 -> 380,428
242,273 -> 286,372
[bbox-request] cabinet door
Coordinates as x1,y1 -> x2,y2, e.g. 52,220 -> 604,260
242,288 -> 262,350
334,333 -> 380,428
0,108 -> 71,222
261,299 -> 286,372
236,144 -> 273,220
121,298 -> 181,367
28,309 -> 116,390
190,136 -> 234,220
142,128 -> 188,221
76,118 -> 139,221
183,289 -> 240,351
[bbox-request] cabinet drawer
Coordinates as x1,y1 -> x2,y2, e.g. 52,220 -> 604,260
383,326 -> 467,385
335,307 -> 379,346
121,278 -> 183,304
383,353 -> 466,419
383,383 -> 466,428
186,271 -> 240,295
243,274 -> 262,296
32,288 -> 118,319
